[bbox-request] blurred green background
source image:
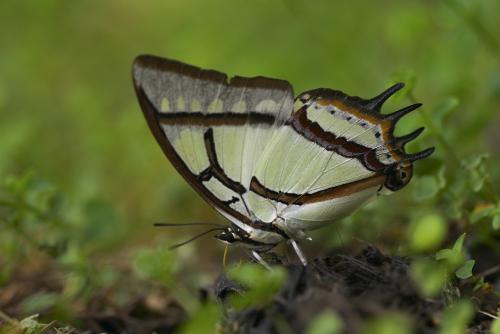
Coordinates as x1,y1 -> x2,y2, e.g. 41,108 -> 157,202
1,0 -> 499,330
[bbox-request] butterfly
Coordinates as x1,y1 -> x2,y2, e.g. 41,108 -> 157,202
132,55 -> 434,267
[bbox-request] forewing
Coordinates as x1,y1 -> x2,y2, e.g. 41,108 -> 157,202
132,55 -> 294,227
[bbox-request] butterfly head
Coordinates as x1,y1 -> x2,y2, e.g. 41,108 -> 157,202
213,227 -> 242,245
384,162 -> 413,191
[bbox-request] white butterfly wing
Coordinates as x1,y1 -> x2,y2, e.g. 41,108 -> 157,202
133,55 -> 294,237
134,56 -> 434,243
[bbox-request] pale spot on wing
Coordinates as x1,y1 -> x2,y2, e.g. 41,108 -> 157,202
203,178 -> 236,202
203,178 -> 247,217
230,100 -> 247,113
293,99 -> 304,112
213,126 -> 245,182
160,97 -> 170,112
176,96 -> 186,111
256,99 -> 278,112
191,99 -> 202,112
208,99 -> 224,113
171,127 -> 209,174
246,191 -> 280,223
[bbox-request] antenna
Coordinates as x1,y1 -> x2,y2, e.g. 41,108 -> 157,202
152,221 -> 228,250
168,227 -> 227,250
154,222 -> 226,228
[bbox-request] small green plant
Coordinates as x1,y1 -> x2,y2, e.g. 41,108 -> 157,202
133,246 -> 178,286
361,313 -> 413,334
178,303 -> 221,334
491,316 -> 500,334
227,263 -> 287,309
0,312 -> 75,334
439,299 -> 474,334
306,311 -> 343,334
411,234 -> 475,297
0,173 -> 123,321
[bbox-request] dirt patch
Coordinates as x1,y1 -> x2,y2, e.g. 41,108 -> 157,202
1,247 -> 497,333
215,247 -> 499,334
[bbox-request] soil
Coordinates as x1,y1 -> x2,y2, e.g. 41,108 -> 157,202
0,247 -> 498,333
213,246 -> 499,334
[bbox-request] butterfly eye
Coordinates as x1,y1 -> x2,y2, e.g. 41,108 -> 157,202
384,165 -> 413,191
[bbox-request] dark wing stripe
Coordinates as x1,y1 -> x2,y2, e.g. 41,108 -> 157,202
250,174 -> 385,205
157,111 -> 275,126
200,128 -> 246,194
287,106 -> 387,171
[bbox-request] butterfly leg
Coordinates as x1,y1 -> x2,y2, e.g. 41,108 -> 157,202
251,250 -> 272,271
289,239 -> 308,266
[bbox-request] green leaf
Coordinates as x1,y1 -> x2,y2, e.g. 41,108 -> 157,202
435,233 -> 468,267
409,213 -> 446,252
455,259 -> 475,279
389,71 -> 417,102
493,215 -> 500,230
179,303 -> 221,334
413,175 -> 440,201
491,316 -> 500,334
307,311 -> 343,334
361,313 -> 412,334
462,154 -> 489,193
62,272 -> 86,299
430,97 -> 459,129
20,292 -> 58,314
452,233 -> 466,253
82,198 -> 123,243
436,166 -> 447,189
411,259 -> 448,297
133,247 -> 177,286
19,314 -> 45,334
58,242 -> 89,271
469,204 -> 495,223
439,300 -> 474,334
462,154 -> 489,170
228,263 -> 287,309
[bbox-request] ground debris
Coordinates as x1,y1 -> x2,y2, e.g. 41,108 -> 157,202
215,246 -> 498,334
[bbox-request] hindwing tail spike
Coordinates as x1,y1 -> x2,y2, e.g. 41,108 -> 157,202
386,103 -> 422,122
364,82 -> 405,112
404,147 -> 435,162
395,127 -> 425,148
